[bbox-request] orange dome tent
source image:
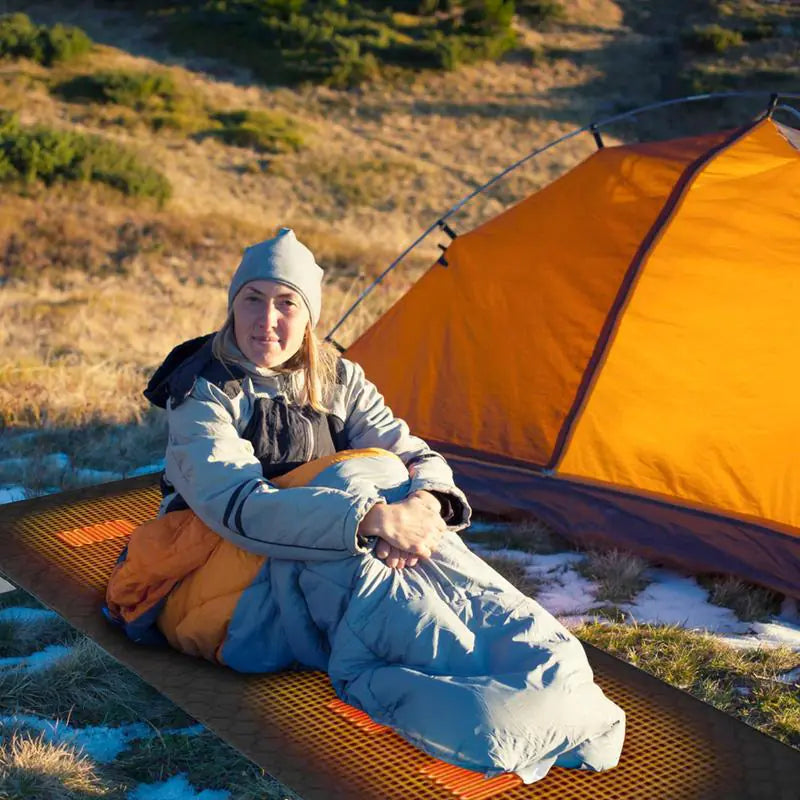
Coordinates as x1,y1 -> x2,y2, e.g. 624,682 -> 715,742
343,111 -> 800,597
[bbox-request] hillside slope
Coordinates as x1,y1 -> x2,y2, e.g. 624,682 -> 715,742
0,0 -> 797,482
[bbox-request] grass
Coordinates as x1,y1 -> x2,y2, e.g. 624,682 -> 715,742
465,517 -> 572,554
700,574 -> 783,622
292,154 -> 425,211
577,549 -> 650,604
208,109 -> 309,154
645,0 -> 800,104
0,588 -> 301,798
577,621 -> 800,748
0,732 -> 105,800
481,554 -> 542,598
0,590 -> 43,612
0,615 -> 78,658
53,68 -> 208,134
113,732 -> 300,799
0,639 -> 185,728
682,23 -> 744,54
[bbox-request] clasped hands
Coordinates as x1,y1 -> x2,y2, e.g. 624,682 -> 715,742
358,490 -> 446,569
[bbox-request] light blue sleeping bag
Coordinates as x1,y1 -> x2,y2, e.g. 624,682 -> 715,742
222,450 -> 625,783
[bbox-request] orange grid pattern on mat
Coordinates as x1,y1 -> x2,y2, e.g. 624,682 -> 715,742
246,665 -> 716,800
56,519 -> 136,548
10,486 -> 161,592
420,761 -> 522,800
328,698 -> 390,734
9,487 -> 721,799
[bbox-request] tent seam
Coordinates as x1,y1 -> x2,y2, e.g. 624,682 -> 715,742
546,119 -> 765,474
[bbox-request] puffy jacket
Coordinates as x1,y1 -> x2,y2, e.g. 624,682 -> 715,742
144,334 -> 471,561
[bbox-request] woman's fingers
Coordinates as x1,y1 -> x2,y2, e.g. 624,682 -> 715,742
359,499 -> 446,557
374,540 -> 419,570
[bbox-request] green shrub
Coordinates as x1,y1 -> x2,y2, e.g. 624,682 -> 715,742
675,67 -> 739,95
517,0 -> 567,25
116,1 -> 520,86
683,24 -> 744,54
327,41 -> 382,88
56,70 -> 180,110
210,109 -> 307,153
0,111 -> 171,202
742,21 -> 776,42
55,69 -> 211,134
0,12 -> 92,66
463,0 -> 515,32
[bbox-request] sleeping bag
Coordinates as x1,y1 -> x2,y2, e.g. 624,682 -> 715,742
106,448 -> 625,782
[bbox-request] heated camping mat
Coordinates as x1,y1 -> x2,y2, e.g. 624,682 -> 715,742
0,475 -> 797,800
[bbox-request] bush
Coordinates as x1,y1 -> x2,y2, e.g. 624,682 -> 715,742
463,0 -> 515,32
0,12 -> 92,66
517,0 -> 567,25
0,111 -> 171,203
210,109 -> 307,153
742,21 -> 776,42
117,1 -> 520,86
56,70 -> 180,110
327,41 -> 382,88
683,24 -> 744,54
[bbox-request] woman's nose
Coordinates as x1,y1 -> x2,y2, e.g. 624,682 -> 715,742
260,301 -> 279,328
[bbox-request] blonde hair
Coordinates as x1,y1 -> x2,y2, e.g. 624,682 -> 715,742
212,312 -> 338,412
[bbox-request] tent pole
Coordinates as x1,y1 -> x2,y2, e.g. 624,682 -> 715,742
589,123 -> 605,149
325,90 -> 800,346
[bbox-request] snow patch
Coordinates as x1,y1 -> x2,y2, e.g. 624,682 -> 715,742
0,644 -> 72,672
127,773 -> 230,800
0,714 -> 205,764
0,714 -> 150,762
621,569 -> 747,634
0,486 -> 27,504
0,457 -> 165,506
0,607 -> 59,624
776,666 -> 800,686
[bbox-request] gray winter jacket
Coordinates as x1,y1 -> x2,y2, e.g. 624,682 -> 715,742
159,347 -> 471,561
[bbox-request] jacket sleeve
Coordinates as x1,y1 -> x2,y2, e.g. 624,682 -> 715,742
164,378 -> 383,560
341,359 -> 471,529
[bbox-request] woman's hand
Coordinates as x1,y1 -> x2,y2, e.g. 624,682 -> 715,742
374,539 -> 418,569
359,490 -> 446,565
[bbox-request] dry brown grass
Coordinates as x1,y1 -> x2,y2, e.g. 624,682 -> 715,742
0,732 -> 106,800
578,549 -> 650,603
702,575 -> 783,622
1,0 -> 795,475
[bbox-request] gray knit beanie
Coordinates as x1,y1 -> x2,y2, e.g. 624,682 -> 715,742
228,228 -> 323,327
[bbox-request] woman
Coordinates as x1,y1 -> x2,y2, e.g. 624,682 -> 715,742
106,227 -> 625,783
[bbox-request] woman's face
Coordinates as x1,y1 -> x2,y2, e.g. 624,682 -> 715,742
232,280 -> 310,368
